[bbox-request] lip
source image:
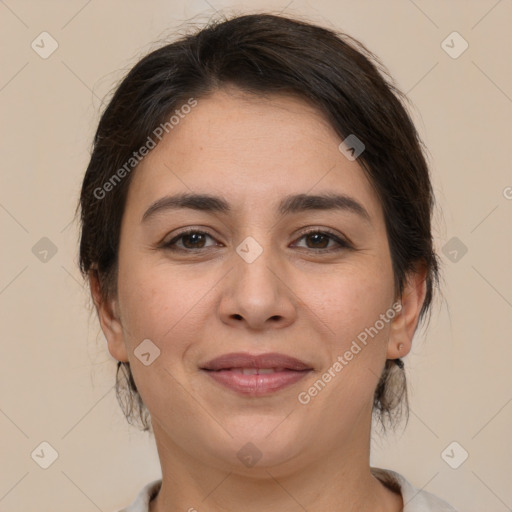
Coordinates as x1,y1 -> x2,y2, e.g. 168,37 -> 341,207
200,352 -> 313,397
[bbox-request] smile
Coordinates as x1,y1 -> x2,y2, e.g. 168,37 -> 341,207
200,352 -> 314,397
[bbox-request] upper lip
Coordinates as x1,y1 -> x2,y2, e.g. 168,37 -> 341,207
201,352 -> 312,371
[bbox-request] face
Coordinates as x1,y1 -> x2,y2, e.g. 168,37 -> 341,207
95,86 -> 423,476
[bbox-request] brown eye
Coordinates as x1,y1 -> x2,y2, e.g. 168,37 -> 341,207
180,232 -> 208,249
163,230 -> 218,251
293,230 -> 351,252
304,232 -> 330,249
162,228 -> 350,254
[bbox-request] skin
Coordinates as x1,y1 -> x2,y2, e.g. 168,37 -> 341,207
91,86 -> 427,512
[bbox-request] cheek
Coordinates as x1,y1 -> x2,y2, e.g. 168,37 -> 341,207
118,269 -> 172,344
301,263 -> 394,347
119,259 -> 175,330
313,269 -> 395,407
117,259 -> 216,360
117,263 -> 202,414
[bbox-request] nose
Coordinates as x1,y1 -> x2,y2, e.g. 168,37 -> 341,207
218,242 -> 297,331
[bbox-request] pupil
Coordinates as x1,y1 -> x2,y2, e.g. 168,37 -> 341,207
308,233 -> 328,248
184,233 -> 204,248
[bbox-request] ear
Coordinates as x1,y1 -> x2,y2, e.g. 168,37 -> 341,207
386,263 -> 428,360
89,270 -> 129,363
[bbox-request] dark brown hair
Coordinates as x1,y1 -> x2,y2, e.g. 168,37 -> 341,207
77,12 -> 441,433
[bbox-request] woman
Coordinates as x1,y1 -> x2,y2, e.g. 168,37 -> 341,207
78,13 -> 458,512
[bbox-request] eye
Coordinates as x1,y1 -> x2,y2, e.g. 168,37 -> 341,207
161,228 -> 351,253
292,229 -> 351,252
163,229 -> 220,251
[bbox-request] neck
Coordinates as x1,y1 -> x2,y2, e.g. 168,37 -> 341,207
148,413 -> 402,512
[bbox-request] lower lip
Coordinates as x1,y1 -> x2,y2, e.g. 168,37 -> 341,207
203,369 -> 311,396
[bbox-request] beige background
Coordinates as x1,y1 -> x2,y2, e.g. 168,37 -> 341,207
1,0 -> 511,510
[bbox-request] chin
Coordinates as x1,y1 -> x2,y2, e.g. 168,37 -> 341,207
216,418 -> 307,470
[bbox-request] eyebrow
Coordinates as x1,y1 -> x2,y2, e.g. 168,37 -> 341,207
141,192 -> 372,225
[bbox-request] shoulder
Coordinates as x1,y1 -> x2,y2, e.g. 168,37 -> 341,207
371,467 -> 459,512
115,479 -> 162,512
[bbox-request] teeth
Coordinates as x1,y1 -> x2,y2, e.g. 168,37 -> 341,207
229,368 -> 286,375
241,368 -> 259,375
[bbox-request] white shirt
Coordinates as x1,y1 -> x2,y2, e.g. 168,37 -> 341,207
116,468 -> 458,511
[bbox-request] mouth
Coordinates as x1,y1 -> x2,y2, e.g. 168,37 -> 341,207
200,352 -> 313,396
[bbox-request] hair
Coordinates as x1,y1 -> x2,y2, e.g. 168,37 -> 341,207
77,12 -> 441,434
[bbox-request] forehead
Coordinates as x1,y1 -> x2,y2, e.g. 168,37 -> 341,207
125,88 -> 383,224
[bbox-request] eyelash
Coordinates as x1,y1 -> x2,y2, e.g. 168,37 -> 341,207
161,228 -> 352,254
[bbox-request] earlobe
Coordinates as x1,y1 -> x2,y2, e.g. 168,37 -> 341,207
387,265 -> 428,360
89,270 -> 129,363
